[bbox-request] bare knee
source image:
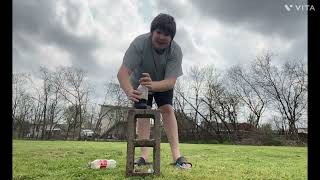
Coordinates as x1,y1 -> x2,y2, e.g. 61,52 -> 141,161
159,104 -> 174,116
137,118 -> 150,125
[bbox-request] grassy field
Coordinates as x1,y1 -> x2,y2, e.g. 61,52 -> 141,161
13,140 -> 307,180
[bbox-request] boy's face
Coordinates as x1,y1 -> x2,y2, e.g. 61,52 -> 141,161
151,29 -> 172,49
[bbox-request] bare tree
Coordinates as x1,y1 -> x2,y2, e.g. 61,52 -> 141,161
174,66 -> 241,141
173,79 -> 196,140
12,73 -> 29,128
202,82 -> 232,135
45,75 -> 65,139
224,92 -> 240,131
39,67 -> 51,139
83,103 -> 102,133
227,65 -> 267,128
173,79 -> 187,112
13,66 -> 94,140
94,106 -> 112,136
252,53 -> 307,136
201,66 -> 218,134
63,105 -> 76,139
104,79 -> 130,106
54,66 -> 90,140
19,67 -> 66,140
29,96 -> 43,139
188,65 -> 206,137
27,79 -> 45,139
201,67 -> 241,140
272,115 -> 287,135
13,93 -> 33,138
174,88 -> 217,140
175,67 -> 224,140
12,73 -> 34,138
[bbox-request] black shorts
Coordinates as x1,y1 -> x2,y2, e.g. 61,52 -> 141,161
147,89 -> 173,108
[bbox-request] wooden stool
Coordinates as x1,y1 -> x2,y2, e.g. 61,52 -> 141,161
126,109 -> 161,176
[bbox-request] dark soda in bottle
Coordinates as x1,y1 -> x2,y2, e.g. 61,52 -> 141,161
134,85 -> 148,109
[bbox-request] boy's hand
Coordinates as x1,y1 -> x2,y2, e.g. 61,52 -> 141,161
139,73 -> 153,91
125,89 -> 141,102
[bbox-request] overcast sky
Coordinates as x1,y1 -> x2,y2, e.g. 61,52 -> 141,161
13,0 -> 308,106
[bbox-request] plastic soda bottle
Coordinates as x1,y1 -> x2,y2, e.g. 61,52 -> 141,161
88,159 -> 117,169
134,84 -> 148,109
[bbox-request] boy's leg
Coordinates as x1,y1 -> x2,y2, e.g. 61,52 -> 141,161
155,90 -> 191,168
136,94 -> 153,161
159,104 -> 181,161
154,90 -> 181,161
137,118 -> 151,160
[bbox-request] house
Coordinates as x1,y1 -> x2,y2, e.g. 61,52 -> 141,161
99,105 -> 161,140
237,122 -> 256,131
297,128 -> 308,134
98,105 -> 131,136
102,121 -> 128,139
81,129 -> 95,137
27,123 -> 65,139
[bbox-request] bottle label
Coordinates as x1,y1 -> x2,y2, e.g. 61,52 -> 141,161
99,160 -> 107,169
137,85 -> 148,100
141,88 -> 148,100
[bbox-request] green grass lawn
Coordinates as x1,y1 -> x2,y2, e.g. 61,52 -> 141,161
13,140 -> 307,180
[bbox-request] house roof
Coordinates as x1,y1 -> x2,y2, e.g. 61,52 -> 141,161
99,104 -> 132,109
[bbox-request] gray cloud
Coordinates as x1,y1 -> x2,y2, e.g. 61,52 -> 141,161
13,0 -> 308,105
154,0 -> 307,39
154,0 -> 307,70
154,0 -> 187,19
190,0 -> 307,39
13,1 -> 56,35
174,27 -> 197,58
13,0 -> 103,72
43,25 -> 101,70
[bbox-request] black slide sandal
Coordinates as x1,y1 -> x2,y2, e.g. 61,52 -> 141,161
174,156 -> 192,169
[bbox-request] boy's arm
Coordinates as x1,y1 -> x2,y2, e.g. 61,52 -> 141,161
117,64 -> 141,102
150,78 -> 176,92
139,73 -> 177,92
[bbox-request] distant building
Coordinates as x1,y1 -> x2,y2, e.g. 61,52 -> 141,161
27,123 -> 64,139
297,128 -> 308,134
98,105 -> 131,139
81,129 -> 95,137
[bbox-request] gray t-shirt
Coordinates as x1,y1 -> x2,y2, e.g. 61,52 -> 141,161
122,33 -> 183,89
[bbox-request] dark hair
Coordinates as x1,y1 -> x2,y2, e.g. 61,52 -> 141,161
150,13 -> 176,39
